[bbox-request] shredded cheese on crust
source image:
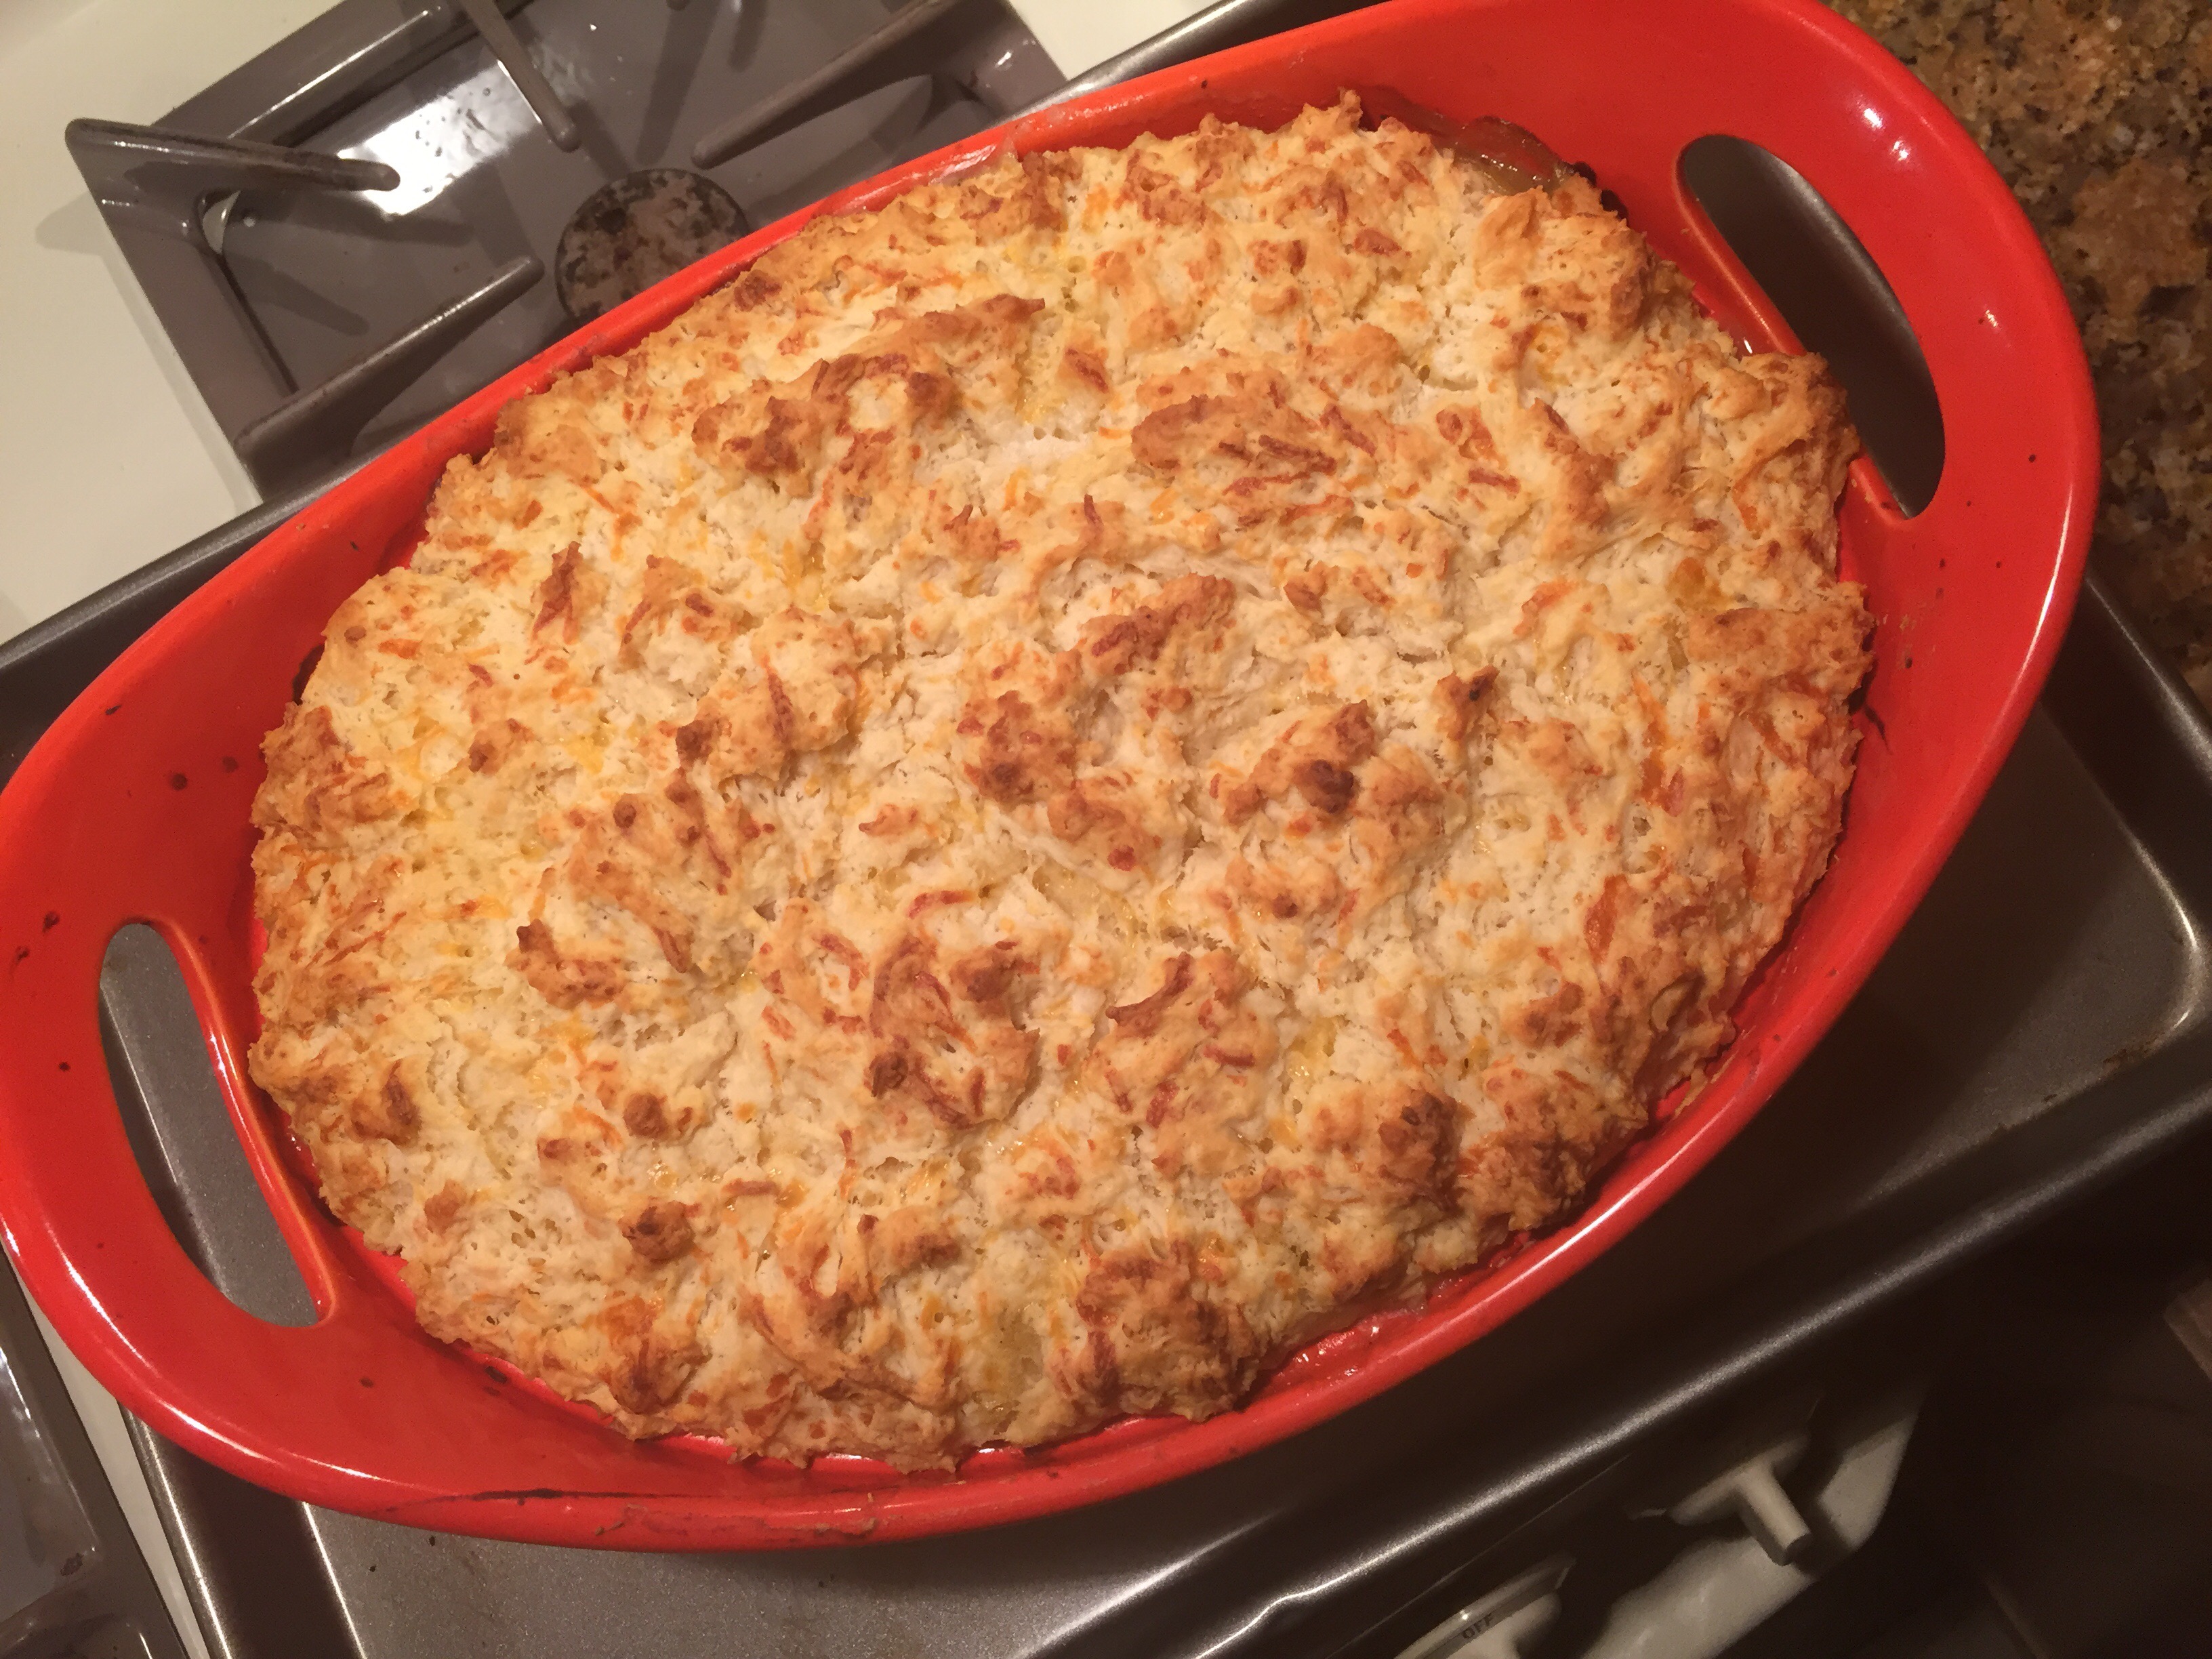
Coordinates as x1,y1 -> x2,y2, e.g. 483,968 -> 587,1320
249,97 -> 1868,1467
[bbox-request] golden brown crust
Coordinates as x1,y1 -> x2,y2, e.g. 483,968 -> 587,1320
248,96 -> 1867,1467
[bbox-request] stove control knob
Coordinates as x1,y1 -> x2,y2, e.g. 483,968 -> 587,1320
1665,1433 -> 1814,1565
1393,1555 -> 1571,1659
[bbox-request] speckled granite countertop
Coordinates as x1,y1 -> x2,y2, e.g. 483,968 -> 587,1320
1825,0 -> 2211,695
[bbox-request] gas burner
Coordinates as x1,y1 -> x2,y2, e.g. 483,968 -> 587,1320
67,0 -> 1061,492
556,169 -> 748,323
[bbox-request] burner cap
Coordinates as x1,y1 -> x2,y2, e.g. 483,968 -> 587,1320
555,169 -> 750,324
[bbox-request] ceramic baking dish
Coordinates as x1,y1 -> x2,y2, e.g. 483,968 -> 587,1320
0,0 -> 2095,1549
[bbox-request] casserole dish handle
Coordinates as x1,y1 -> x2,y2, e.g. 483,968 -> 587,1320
0,879 -> 451,1492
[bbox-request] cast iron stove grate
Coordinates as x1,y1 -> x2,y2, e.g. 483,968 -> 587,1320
65,0 -> 1061,493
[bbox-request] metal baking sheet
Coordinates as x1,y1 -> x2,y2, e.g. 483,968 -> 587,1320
5,3 -> 2203,1654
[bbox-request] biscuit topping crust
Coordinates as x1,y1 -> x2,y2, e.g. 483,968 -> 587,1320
250,98 -> 1867,1465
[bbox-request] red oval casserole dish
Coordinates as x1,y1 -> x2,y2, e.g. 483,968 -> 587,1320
0,0 -> 2096,1549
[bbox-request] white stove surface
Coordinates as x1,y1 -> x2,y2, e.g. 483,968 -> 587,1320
0,0 -> 327,648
